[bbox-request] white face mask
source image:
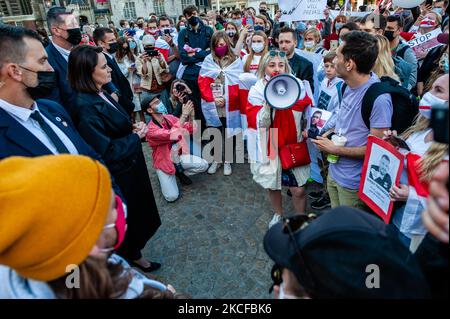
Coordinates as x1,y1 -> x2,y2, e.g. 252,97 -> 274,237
304,41 -> 315,49
252,42 -> 265,53
226,30 -> 236,38
419,92 -> 447,119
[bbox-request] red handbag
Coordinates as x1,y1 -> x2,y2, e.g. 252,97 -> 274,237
279,141 -> 311,170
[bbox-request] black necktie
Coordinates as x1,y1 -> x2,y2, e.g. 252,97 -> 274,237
30,111 -> 70,154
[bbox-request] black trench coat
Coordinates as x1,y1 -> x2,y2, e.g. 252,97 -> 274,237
75,91 -> 161,260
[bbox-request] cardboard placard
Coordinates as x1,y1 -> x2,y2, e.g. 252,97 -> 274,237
280,0 -> 327,22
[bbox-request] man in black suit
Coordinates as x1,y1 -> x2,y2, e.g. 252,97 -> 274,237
0,25 -> 123,198
93,27 -> 136,115
44,6 -> 119,121
278,26 -> 315,93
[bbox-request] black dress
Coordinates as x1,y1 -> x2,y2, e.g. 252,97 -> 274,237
75,91 -> 161,261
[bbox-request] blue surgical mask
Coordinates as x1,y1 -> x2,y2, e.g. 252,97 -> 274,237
156,102 -> 168,115
433,8 -> 443,15
335,22 -> 344,31
129,41 -> 137,50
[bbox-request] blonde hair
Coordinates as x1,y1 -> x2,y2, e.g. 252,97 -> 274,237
372,35 -> 400,82
244,31 -> 268,73
303,28 -> 321,44
401,115 -> 448,182
257,50 -> 292,80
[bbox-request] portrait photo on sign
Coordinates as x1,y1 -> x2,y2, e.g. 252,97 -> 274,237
307,107 -> 332,139
359,136 -> 404,224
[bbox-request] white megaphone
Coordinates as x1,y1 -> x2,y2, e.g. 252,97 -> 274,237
264,74 -> 303,110
392,0 -> 424,9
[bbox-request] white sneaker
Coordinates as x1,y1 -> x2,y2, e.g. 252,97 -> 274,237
268,214 -> 283,229
223,162 -> 232,176
207,161 -> 221,174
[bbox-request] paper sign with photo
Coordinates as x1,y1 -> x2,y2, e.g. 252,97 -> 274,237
307,107 -> 332,139
359,136 -> 404,224
211,83 -> 224,99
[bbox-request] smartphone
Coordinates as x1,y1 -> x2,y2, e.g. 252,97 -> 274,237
330,40 -> 339,51
164,29 -> 172,35
426,0 -> 433,6
430,101 -> 449,144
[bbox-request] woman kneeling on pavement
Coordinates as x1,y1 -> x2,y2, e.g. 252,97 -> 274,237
0,155 -> 185,299
247,50 -> 312,228
145,95 -> 208,203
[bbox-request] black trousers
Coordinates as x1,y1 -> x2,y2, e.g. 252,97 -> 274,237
182,75 -> 206,131
115,150 -> 161,261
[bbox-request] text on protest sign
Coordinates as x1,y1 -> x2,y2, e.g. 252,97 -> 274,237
407,29 -> 443,57
280,0 -> 327,22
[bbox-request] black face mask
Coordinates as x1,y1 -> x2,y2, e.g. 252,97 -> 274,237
65,28 -> 82,46
108,42 -> 119,54
384,30 -> 396,42
137,23 -> 144,28
188,16 -> 199,27
19,66 -> 56,100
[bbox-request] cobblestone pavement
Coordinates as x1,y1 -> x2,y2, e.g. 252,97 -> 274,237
141,144 -> 324,299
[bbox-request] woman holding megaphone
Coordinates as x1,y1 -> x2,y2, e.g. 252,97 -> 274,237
247,50 -> 313,228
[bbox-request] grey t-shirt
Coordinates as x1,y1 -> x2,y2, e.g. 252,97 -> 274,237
330,73 -> 393,190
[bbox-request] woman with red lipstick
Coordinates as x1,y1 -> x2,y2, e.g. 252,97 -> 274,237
247,50 -> 313,228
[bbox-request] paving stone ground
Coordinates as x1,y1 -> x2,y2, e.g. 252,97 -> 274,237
141,144 -> 325,299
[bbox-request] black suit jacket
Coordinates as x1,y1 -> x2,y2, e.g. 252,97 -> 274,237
0,98 -> 123,198
289,53 -> 315,94
45,42 -> 78,120
45,42 -> 119,122
75,91 -> 142,175
104,53 -> 136,115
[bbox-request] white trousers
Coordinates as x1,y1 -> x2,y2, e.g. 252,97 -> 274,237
156,155 -> 208,202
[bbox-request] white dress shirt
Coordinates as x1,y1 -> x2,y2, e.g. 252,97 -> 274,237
51,39 -> 72,62
0,99 -> 78,155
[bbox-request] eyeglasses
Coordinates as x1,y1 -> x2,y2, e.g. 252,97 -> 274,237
268,213 -> 317,294
269,50 -> 286,58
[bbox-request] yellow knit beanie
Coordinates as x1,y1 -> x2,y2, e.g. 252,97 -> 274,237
0,155 -> 112,282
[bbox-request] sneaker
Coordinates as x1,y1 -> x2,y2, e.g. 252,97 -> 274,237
311,196 -> 331,210
207,161 -> 221,174
308,191 -> 323,200
268,213 -> 283,229
223,162 -> 232,176
176,172 -> 192,185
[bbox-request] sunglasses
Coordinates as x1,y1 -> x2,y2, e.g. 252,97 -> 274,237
269,213 -> 317,294
269,50 -> 286,58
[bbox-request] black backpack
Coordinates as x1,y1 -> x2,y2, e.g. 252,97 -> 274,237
340,76 -> 419,134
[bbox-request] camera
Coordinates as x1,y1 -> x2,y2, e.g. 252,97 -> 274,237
176,84 -> 186,92
145,49 -> 159,57
430,101 -> 449,144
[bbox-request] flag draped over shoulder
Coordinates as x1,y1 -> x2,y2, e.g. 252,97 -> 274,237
198,54 -> 243,137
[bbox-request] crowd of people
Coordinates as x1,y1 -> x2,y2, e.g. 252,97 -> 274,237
0,0 -> 448,299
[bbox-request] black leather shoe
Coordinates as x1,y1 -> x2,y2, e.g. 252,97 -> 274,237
129,261 -> 161,273
176,172 -> 192,185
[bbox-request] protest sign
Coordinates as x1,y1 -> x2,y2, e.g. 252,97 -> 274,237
359,136 -> 404,224
280,0 -> 327,22
407,29 -> 443,58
